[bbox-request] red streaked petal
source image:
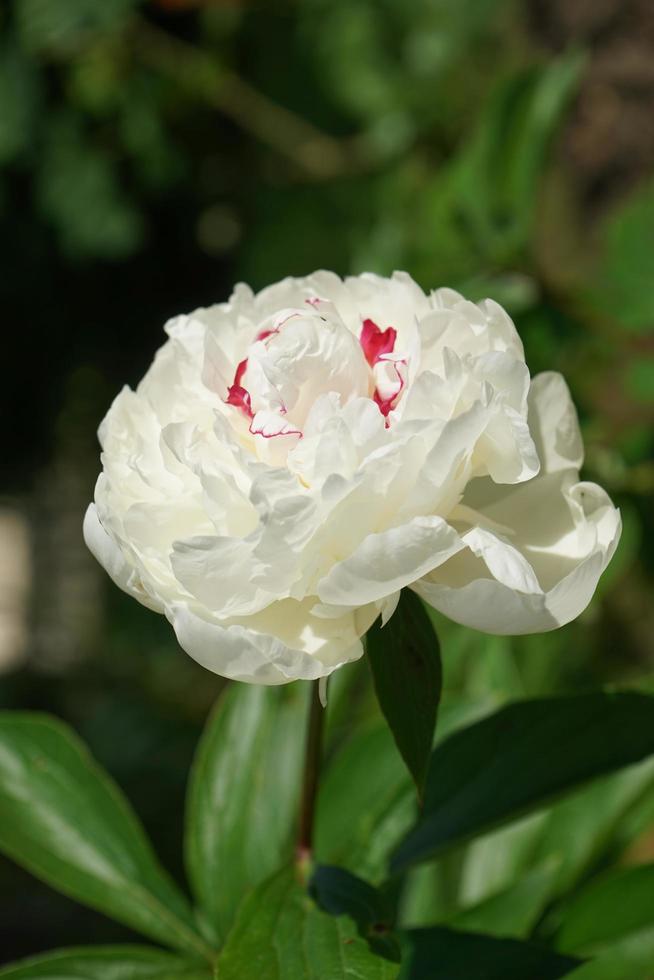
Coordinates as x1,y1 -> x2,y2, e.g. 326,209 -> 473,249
233,357 -> 248,387
225,357 -> 254,417
360,318 -> 397,367
249,410 -> 302,440
372,357 -> 407,423
255,328 -> 278,342
225,384 -> 253,418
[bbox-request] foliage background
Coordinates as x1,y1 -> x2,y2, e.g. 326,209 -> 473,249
0,0 -> 652,961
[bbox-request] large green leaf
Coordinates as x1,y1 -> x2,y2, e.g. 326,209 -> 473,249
217,867 -> 400,979
185,682 -> 308,943
392,693 -> 654,871
454,757 -> 654,917
311,865 -> 393,929
0,713 -> 212,961
367,591 -> 442,797
565,928 -> 654,980
556,864 -> 654,955
311,865 -> 401,962
400,927 -> 581,980
450,863 -> 559,939
530,759 -> 654,900
316,722 -> 415,883
0,946 -> 212,980
456,812 -> 549,911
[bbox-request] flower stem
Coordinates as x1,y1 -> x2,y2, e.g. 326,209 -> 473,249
297,680 -> 325,867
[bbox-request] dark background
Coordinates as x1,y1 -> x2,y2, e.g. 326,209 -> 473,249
0,0 -> 653,959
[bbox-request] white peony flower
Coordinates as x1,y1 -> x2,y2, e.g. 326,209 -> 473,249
84,272 -> 621,684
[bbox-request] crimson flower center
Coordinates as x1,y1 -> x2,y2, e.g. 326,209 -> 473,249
225,315 -> 404,433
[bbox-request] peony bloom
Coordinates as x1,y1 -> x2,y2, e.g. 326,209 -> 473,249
84,272 -> 620,683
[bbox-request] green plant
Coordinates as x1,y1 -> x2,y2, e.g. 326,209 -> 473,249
1,594 -> 654,977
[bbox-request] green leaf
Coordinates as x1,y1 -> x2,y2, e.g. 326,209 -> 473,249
530,758 -> 654,899
564,927 -> 654,980
0,946 -> 212,980
398,855 -> 464,929
392,692 -> 654,871
400,927 -> 581,980
0,713 -> 212,961
456,757 -> 654,915
486,52 -> 583,244
556,864 -> 654,955
185,682 -> 308,944
450,863 -> 559,939
412,52 -> 583,281
456,812 -> 549,911
367,591 -> 442,796
589,178 -> 654,334
217,867 -> 400,979
316,722 -> 415,883
311,865 -> 391,926
311,865 -> 401,961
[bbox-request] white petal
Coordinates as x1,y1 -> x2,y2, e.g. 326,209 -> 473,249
165,598 -> 372,684
171,535 -> 273,618
462,527 -> 542,594
249,410 -> 302,439
414,522 -> 617,635
415,435 -> 620,635
378,590 -> 401,626
317,515 -> 463,606
83,504 -> 163,613
529,372 -> 584,472
201,329 -> 233,398
413,571 -> 554,634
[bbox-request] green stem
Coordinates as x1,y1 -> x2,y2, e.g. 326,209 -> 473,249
297,681 -> 326,865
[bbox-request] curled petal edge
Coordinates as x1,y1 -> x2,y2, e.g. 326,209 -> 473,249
414,495 -> 621,635
83,504 -> 163,613
316,515 -> 464,607
164,602 -> 371,685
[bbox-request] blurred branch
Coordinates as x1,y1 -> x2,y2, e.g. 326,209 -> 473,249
135,19 -> 370,181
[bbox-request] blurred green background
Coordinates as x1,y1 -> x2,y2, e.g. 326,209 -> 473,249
0,0 -> 653,961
